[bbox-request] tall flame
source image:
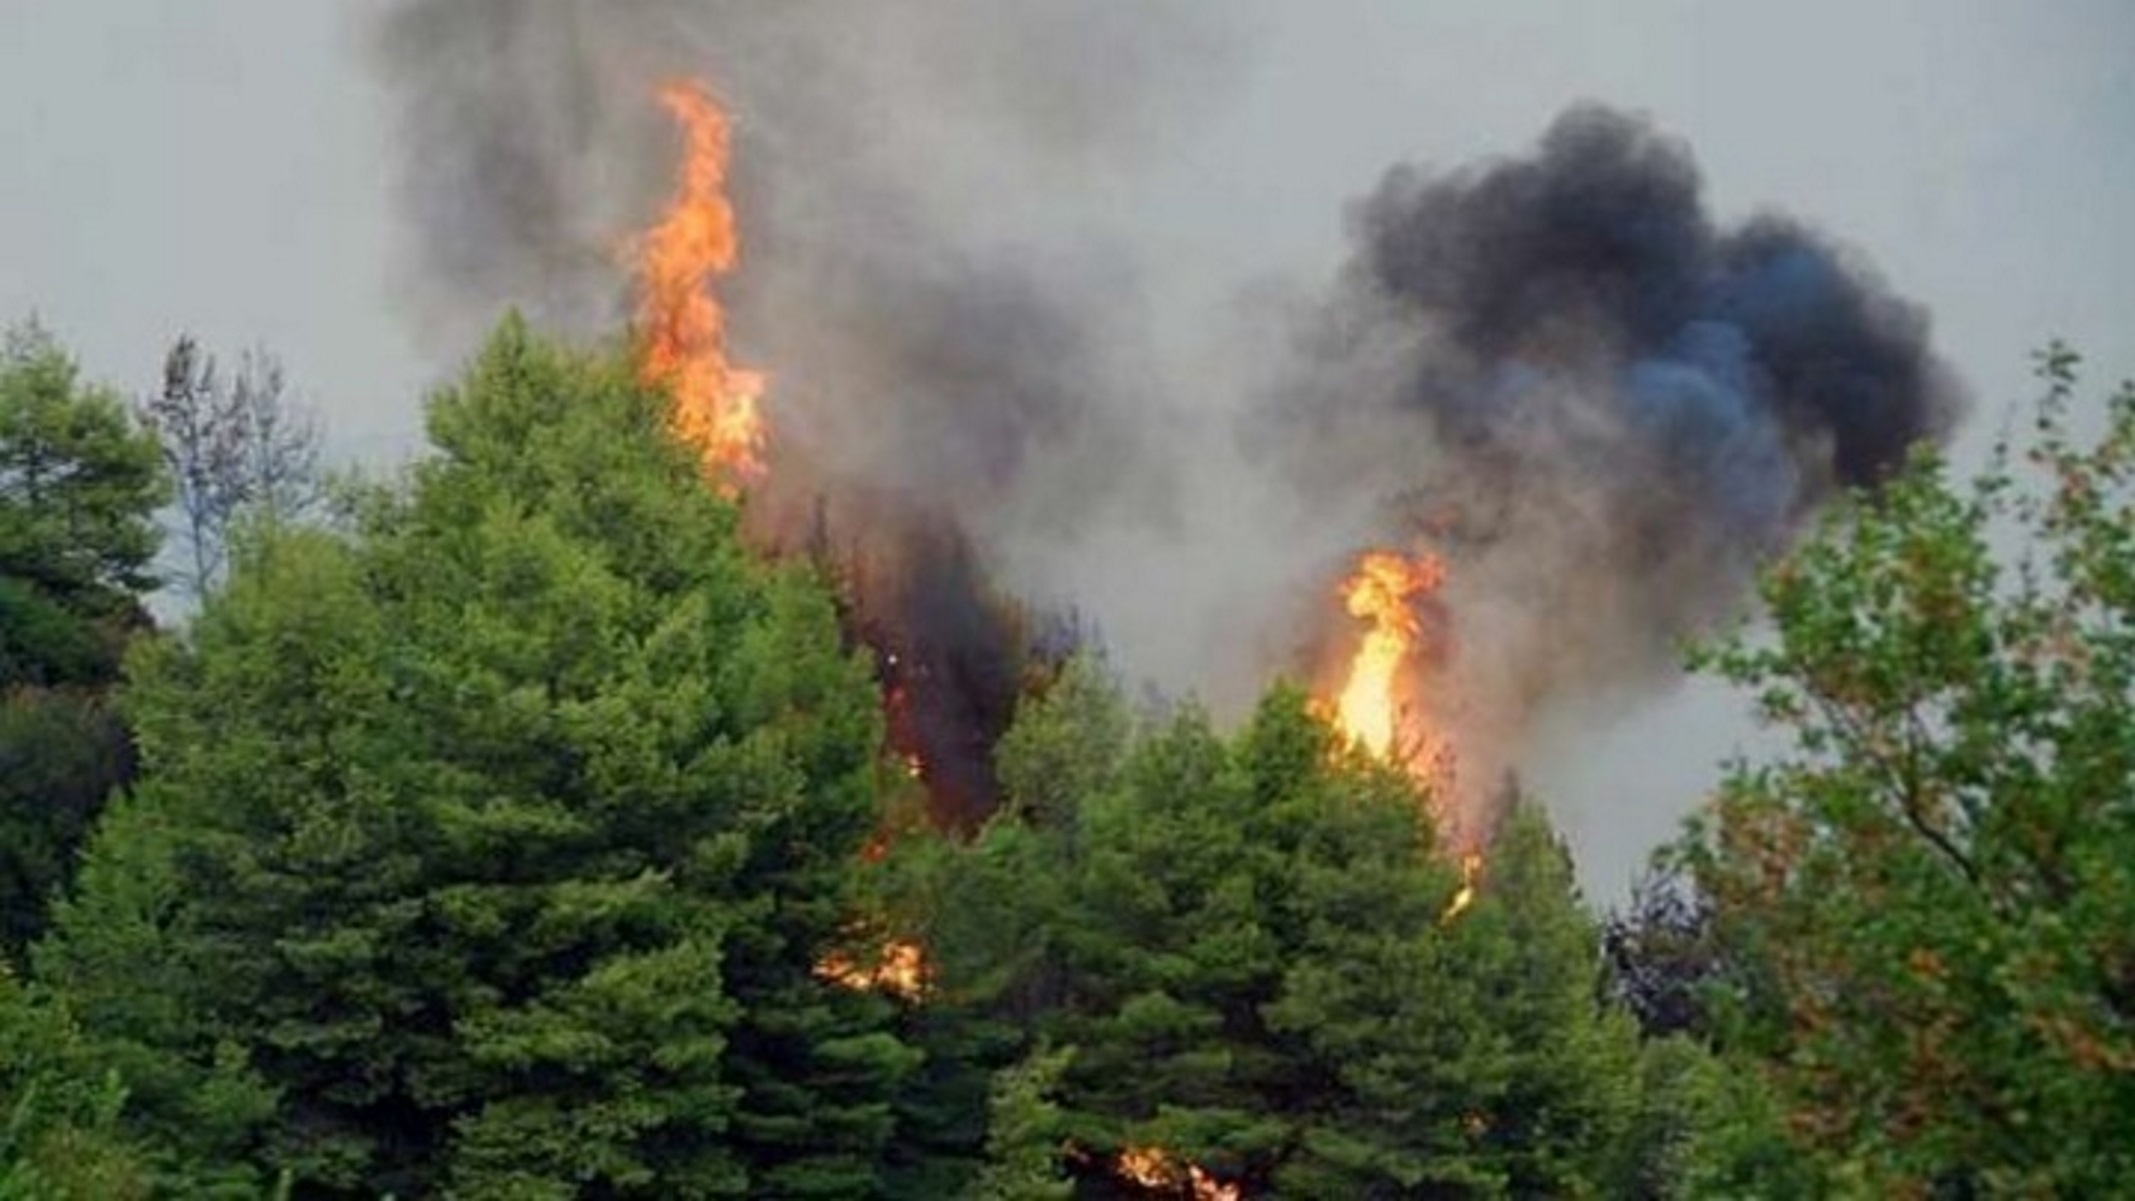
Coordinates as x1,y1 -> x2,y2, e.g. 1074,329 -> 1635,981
1334,550 -> 1445,761
635,79 -> 767,481
1331,550 -> 1479,919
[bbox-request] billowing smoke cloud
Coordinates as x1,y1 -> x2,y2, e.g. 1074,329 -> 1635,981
370,4 -> 1960,834
1275,105 -> 1962,795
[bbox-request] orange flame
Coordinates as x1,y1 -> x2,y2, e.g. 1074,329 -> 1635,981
1333,550 -> 1446,764
816,939 -> 928,1001
1329,550 -> 1480,881
1116,1147 -> 1241,1200
635,79 -> 767,482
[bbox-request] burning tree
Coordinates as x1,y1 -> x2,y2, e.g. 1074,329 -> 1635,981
888,662 -> 1650,1197
632,78 -> 765,485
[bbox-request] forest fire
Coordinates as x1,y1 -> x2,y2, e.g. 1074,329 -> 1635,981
635,79 -> 766,482
1331,548 -> 1458,809
630,80 -> 938,1002
1329,549 -> 1480,919
1333,549 -> 1445,765
630,74 -> 1483,999
814,939 -> 928,1001
1116,1146 -> 1241,1201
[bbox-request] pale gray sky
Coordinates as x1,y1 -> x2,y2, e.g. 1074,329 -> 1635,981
4,1 -> 2130,893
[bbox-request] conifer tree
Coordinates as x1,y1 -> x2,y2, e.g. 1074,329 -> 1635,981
0,322 -> 166,958
33,319 -> 911,1196
904,664 -> 1651,1196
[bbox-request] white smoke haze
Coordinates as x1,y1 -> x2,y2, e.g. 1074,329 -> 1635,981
372,2 -> 1960,832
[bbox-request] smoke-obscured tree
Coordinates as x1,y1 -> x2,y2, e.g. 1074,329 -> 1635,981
0,322 -> 165,960
896,663 -> 1650,1197
1674,346 -> 2135,1194
138,336 -> 320,597
30,319 -> 912,1197
1602,867 -> 1736,1042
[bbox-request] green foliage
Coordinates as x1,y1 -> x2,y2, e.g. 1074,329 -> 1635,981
0,322 -> 165,689
0,321 -> 163,964
0,690 -> 130,958
29,792 -> 277,1197
902,662 -> 1647,1197
1616,1035 -> 1814,1200
0,969 -> 153,1201
32,318 -> 909,1196
962,1044 -> 1074,1201
1677,345 -> 2135,1193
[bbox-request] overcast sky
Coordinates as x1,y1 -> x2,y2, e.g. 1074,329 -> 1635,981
4,1 -> 2130,893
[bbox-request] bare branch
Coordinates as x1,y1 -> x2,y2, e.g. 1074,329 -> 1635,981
138,337 -> 323,596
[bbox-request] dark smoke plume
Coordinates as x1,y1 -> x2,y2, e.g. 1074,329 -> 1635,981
1280,104 -> 1962,782
370,2 -> 1961,836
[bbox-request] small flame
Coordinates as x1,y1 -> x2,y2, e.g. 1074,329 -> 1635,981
1117,1146 -> 1175,1189
1116,1147 -> 1240,1200
634,79 -> 767,482
816,939 -> 928,1001
1443,852 -> 1482,923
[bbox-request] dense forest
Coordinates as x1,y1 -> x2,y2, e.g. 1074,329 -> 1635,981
2,317 -> 2130,1198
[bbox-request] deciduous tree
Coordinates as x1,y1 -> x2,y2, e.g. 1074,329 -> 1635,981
1677,346 -> 2135,1193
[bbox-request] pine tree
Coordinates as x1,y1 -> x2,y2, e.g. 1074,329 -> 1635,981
33,318 -> 912,1195
905,667 -> 1651,1197
0,322 -> 166,958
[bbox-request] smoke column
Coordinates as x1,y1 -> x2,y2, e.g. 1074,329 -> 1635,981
369,5 -> 1960,831
371,0 -> 1234,822
1274,104 -> 1963,796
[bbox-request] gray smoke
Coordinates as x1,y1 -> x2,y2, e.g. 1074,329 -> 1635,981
370,6 -> 1961,827
371,0 -> 1237,820
373,0 -> 1229,523
1273,104 -> 1963,791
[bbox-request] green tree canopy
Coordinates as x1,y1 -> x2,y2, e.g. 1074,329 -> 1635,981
1676,346 -> 2135,1194
29,318 -> 912,1197
897,662 -> 1647,1198
0,322 -> 165,960
0,322 -> 165,690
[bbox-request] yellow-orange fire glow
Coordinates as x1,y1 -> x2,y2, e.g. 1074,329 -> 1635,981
1334,550 -> 1445,761
1443,852 -> 1482,923
817,939 -> 927,1001
1116,1147 -> 1240,1200
1328,550 -> 1482,908
635,79 -> 767,482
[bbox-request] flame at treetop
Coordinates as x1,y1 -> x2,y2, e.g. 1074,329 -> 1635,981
1331,549 -> 1479,921
1334,550 -> 1446,765
635,79 -> 767,482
